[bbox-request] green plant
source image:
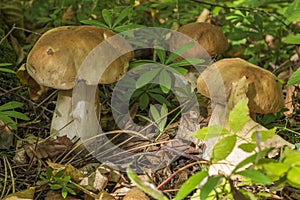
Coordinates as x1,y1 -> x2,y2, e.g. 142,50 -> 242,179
81,6 -> 143,32
0,101 -> 29,130
40,167 -> 76,199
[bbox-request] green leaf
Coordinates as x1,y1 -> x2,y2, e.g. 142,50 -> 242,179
238,143 -> 257,153
139,93 -> 149,110
0,114 -> 17,130
0,101 -> 23,111
159,69 -> 172,94
150,104 -> 160,122
2,111 -> 29,120
66,187 -> 76,195
113,7 -> 131,27
166,42 -> 195,64
232,148 -> 272,173
127,168 -> 168,200
46,167 -> 53,180
200,176 -> 222,200
236,170 -> 271,185
287,166 -> 300,188
0,68 -> 15,73
170,67 -> 188,76
168,58 -> 204,68
80,19 -> 109,29
287,67 -> 300,86
282,34 -> 300,45
229,100 -> 250,133
136,68 -> 161,88
192,125 -> 230,140
251,128 -> 276,142
55,170 -> 65,178
158,104 -> 168,132
262,162 -> 290,179
0,63 -> 12,67
212,135 -> 236,162
283,150 -> 300,165
50,184 -> 63,190
155,46 -> 166,64
61,188 -> 68,198
149,93 -> 171,107
63,175 -> 71,183
175,171 -> 208,200
285,0 -> 300,23
102,9 -> 113,27
113,24 -> 145,32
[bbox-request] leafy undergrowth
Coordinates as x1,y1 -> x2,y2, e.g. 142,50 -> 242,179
1,0 -> 300,199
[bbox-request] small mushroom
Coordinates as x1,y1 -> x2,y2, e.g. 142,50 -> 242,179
25,26 -> 133,139
169,22 -> 229,59
197,58 -> 284,115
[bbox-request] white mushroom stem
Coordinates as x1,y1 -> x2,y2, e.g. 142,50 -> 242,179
50,89 -> 100,140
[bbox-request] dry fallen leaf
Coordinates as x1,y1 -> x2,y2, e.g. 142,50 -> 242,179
24,136 -> 73,160
3,187 -> 35,200
123,187 -> 150,200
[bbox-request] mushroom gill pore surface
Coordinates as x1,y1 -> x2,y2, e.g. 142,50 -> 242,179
26,26 -> 133,90
197,58 -> 284,114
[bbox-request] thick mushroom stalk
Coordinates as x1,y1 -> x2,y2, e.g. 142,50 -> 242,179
197,58 -> 292,174
24,26 -> 133,139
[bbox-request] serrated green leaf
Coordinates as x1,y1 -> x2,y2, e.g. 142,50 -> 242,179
136,68 -> 161,88
200,176 -> 222,200
166,42 -> 195,64
192,125 -> 230,140
287,166 -> 300,188
159,69 -> 172,93
212,135 -> 236,161
2,111 -> 29,120
127,168 -> 168,200
251,128 -> 276,142
102,9 -> 113,27
236,170 -> 271,185
139,93 -> 149,110
287,67 -> 300,85
238,143 -> 256,153
0,101 -> 23,111
229,100 -> 250,133
113,7 -> 131,27
175,171 -> 208,200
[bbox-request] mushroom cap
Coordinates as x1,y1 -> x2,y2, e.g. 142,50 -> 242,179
26,26 -> 133,90
197,58 -> 284,114
169,22 -> 229,59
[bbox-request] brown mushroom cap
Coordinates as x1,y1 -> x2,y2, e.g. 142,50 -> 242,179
197,58 -> 284,114
169,22 -> 229,59
26,26 -> 133,90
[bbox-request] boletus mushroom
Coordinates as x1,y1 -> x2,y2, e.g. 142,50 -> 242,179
169,22 -> 229,60
25,26 -> 133,139
197,58 -> 284,116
